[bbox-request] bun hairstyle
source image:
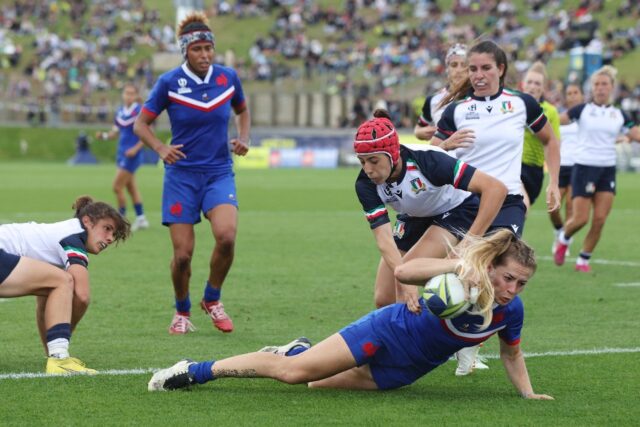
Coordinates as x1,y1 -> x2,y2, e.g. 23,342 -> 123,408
177,12 -> 215,59
353,109 -> 400,166
73,195 -> 131,243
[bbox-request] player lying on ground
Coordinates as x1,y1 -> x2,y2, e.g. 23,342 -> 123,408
0,196 -> 130,374
149,230 -> 553,400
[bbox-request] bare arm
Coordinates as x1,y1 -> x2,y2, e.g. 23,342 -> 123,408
559,111 -> 570,125
372,224 -> 403,273
134,110 -> 185,165
95,125 -> 119,141
230,107 -> 251,156
430,129 -> 475,151
500,339 -> 554,400
394,257 -> 459,286
414,124 -> 436,141
628,125 -> 640,142
463,170 -> 508,238
535,122 -> 561,212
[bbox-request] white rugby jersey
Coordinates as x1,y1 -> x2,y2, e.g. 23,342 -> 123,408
435,87 -> 547,195
417,88 -> 449,127
567,102 -> 635,167
559,121 -> 579,166
0,218 -> 89,269
356,146 -> 475,229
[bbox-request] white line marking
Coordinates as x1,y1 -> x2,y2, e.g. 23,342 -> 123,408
2,347 -> 640,380
538,255 -> 640,268
614,283 -> 640,288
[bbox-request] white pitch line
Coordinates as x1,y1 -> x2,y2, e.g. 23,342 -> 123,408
2,347 -> 640,380
614,283 -> 640,288
538,255 -> 640,268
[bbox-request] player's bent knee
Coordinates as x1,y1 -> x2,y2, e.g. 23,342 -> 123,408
172,253 -> 193,270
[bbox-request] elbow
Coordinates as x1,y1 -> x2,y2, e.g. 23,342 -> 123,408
394,264 -> 409,283
74,291 -> 91,309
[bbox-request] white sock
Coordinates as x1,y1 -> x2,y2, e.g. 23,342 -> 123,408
558,230 -> 572,245
47,338 -> 70,359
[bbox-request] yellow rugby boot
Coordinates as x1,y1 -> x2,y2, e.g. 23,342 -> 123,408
46,357 -> 97,375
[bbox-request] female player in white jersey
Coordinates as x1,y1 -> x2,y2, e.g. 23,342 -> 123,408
149,230 -> 553,401
96,83 -> 149,231
550,83 -> 584,254
430,40 -> 561,375
553,66 -> 640,272
414,43 -> 468,141
354,109 -> 506,312
0,196 -> 130,374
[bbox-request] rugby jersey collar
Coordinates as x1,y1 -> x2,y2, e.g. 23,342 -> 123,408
121,102 -> 139,116
469,85 -> 504,101
181,63 -> 213,84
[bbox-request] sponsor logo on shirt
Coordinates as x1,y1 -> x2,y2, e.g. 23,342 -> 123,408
486,105 -> 493,113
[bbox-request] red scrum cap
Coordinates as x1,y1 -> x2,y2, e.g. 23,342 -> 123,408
353,115 -> 399,166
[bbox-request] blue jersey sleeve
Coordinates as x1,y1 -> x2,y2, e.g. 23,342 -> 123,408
567,103 -> 587,123
418,95 -> 435,126
520,92 -> 547,133
498,297 -> 524,345
411,149 -> 476,191
143,75 -> 170,117
355,171 -> 390,229
434,102 -> 458,140
59,232 -> 89,269
621,109 -> 636,130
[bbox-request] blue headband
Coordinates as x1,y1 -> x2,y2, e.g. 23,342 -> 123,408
179,30 -> 215,58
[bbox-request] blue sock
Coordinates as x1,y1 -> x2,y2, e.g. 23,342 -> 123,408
134,203 -> 144,216
204,282 -> 221,303
286,346 -> 309,357
118,206 -> 126,216
46,323 -> 72,342
175,294 -> 191,314
188,360 -> 215,384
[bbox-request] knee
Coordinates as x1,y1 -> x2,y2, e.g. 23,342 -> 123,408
172,251 -> 193,271
58,272 -> 74,294
215,231 -> 236,255
277,366 -> 311,385
591,215 -> 607,230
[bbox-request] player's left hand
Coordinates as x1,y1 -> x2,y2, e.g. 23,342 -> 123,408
524,393 -> 554,400
230,138 -> 250,156
400,286 -> 422,314
545,183 -> 561,212
124,148 -> 137,158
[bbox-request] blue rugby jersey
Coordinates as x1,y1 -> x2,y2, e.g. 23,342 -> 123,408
115,103 -> 141,154
379,296 -> 524,366
143,63 -> 247,172
567,102 -> 635,167
355,146 -> 475,229
435,87 -> 546,195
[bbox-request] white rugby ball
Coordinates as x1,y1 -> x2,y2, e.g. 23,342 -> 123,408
423,273 -> 470,319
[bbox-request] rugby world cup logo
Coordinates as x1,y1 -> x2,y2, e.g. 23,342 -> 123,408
177,78 -> 192,94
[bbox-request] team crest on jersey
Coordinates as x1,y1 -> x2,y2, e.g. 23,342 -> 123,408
410,177 -> 426,194
500,101 -> 514,114
202,92 -> 209,100
393,219 -> 406,239
177,78 -> 192,94
216,73 -> 228,87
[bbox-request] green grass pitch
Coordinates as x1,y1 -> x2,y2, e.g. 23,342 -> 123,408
0,163 -> 639,425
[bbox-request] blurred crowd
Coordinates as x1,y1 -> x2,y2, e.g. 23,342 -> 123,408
1,0 -> 640,128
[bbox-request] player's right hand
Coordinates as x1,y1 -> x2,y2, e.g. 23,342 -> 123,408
443,129 -> 475,151
158,144 -> 186,164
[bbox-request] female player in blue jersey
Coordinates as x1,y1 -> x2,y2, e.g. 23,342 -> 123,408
430,40 -> 561,375
553,66 -> 640,272
134,12 -> 251,335
148,229 -> 553,400
96,83 -> 149,231
0,196 -> 130,374
354,109 -> 506,311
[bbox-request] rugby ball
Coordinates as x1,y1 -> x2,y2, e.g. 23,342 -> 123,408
423,273 -> 470,319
